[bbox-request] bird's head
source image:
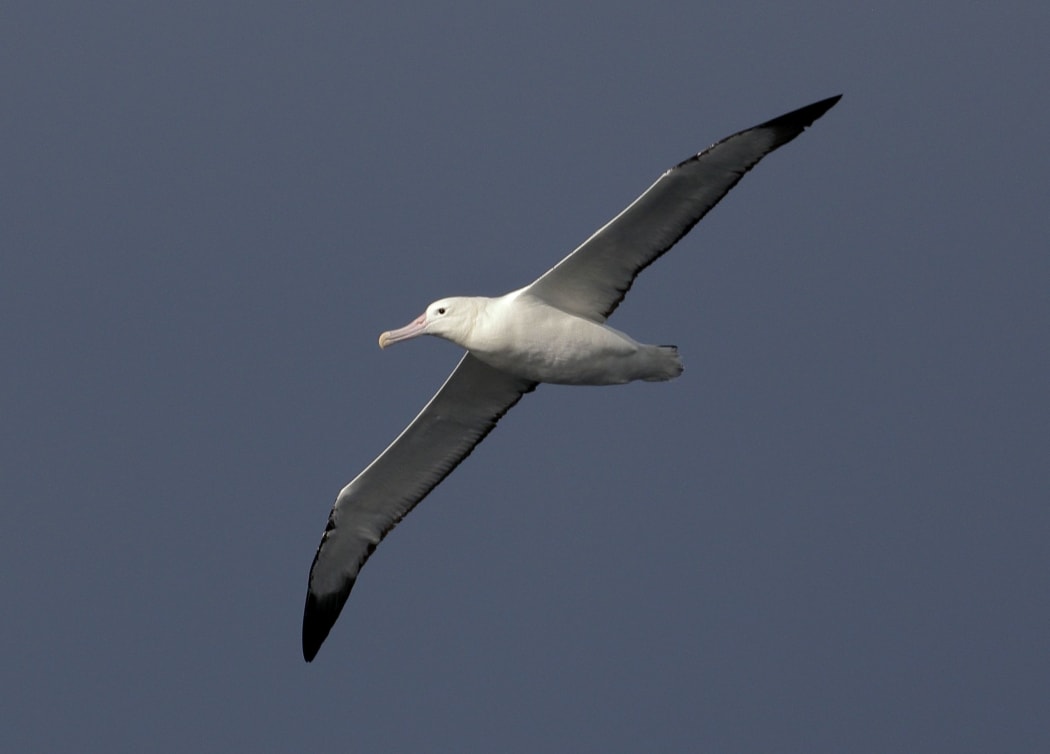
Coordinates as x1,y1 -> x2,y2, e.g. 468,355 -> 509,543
378,297 -> 478,350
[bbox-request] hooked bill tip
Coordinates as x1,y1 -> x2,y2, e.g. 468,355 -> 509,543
378,332 -> 390,349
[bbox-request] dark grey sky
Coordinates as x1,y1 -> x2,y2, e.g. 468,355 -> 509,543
3,3 -> 1047,752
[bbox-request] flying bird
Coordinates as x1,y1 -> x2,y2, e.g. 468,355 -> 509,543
303,95 -> 841,661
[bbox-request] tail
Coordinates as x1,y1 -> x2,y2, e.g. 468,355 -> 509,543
643,345 -> 684,381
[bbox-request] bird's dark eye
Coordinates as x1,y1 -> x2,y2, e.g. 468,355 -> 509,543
437,307 -> 446,315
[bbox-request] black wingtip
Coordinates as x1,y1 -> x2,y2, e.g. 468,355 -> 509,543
762,94 -> 842,132
801,93 -> 843,121
302,586 -> 352,662
302,593 -> 327,662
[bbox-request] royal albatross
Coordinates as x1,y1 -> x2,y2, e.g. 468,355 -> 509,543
303,95 -> 841,661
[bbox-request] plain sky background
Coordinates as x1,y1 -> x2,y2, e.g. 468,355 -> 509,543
3,3 -> 1048,752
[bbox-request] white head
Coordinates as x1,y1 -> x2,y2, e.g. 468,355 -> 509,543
378,297 -> 478,349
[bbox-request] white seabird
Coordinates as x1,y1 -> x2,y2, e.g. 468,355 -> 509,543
303,95 -> 841,661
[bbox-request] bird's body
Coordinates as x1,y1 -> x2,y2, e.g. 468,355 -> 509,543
303,95 -> 841,661
402,291 -> 683,385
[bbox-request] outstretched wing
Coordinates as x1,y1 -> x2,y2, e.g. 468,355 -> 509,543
303,353 -> 537,661
525,95 -> 841,321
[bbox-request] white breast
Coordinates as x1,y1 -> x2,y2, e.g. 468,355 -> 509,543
463,292 -> 682,384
